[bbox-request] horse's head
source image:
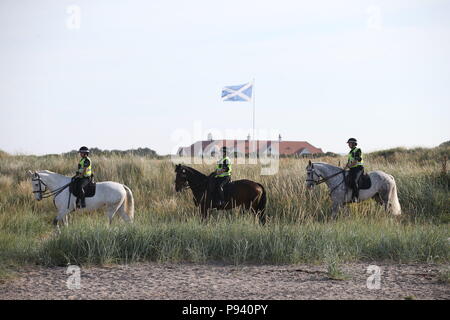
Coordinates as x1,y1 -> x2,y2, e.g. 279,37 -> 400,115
305,160 -> 321,189
27,170 -> 47,200
174,164 -> 189,192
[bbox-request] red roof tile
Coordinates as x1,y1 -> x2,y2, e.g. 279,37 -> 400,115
178,140 -> 323,155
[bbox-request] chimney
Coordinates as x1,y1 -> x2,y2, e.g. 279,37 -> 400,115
247,133 -> 251,141
207,133 -> 213,141
278,134 -> 282,142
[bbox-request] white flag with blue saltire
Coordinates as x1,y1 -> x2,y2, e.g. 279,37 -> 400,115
221,82 -> 253,101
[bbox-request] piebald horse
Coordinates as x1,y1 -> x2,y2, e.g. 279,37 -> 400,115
305,161 -> 401,218
27,170 -> 134,228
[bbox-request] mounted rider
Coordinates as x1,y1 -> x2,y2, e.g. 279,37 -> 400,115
214,146 -> 232,207
344,138 -> 364,203
75,146 -> 93,208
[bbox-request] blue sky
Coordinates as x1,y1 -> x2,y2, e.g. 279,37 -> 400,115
1,0 -> 449,155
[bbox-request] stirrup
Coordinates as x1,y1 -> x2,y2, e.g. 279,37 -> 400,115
216,200 -> 224,208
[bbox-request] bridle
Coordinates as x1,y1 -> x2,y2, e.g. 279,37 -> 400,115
32,173 -> 71,200
306,166 -> 347,195
176,168 -> 204,191
175,166 -> 211,206
177,176 -> 190,191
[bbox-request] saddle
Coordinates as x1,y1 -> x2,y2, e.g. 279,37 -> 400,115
207,176 -> 233,208
345,171 -> 372,190
69,177 -> 97,198
222,181 -> 234,199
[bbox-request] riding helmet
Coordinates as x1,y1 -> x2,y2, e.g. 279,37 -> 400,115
79,146 -> 90,154
347,138 -> 357,144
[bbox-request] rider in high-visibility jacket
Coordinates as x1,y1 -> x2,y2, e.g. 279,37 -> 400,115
344,138 -> 364,202
215,146 -> 232,206
75,146 -> 93,208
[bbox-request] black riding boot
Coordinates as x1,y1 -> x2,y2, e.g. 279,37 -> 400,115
79,188 -> 86,208
352,187 -> 359,203
218,187 -> 225,207
349,167 -> 362,203
215,176 -> 230,208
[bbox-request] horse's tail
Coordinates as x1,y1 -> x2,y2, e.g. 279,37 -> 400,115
388,176 -> 401,216
256,183 -> 267,224
122,185 -> 135,222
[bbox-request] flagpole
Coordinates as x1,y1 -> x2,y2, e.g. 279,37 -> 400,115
252,78 -> 255,141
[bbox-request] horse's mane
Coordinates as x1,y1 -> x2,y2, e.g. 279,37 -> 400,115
180,165 -> 208,179
313,162 -> 343,173
36,170 -> 71,179
37,170 -> 54,173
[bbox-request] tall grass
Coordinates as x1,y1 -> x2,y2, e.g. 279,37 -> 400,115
36,216 -> 449,266
0,146 -> 449,274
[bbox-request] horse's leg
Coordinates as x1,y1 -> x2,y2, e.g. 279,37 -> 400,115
201,209 -> 208,222
372,193 -> 383,206
379,188 -> 391,212
113,193 -> 132,223
249,200 -> 265,224
53,208 -> 71,232
106,200 -> 123,225
331,201 -> 343,219
63,215 -> 69,226
117,203 -> 132,223
52,217 -> 59,231
257,206 -> 266,225
204,208 -> 210,221
200,203 -> 209,222
199,196 -> 213,222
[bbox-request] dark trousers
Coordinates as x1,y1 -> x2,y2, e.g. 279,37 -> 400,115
348,166 -> 363,200
75,177 -> 90,207
215,176 -> 231,202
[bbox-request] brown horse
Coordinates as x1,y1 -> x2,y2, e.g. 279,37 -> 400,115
174,164 -> 267,224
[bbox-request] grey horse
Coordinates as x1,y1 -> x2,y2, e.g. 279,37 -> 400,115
306,161 -> 401,218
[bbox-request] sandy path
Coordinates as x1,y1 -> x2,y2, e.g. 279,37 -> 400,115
0,262 -> 448,300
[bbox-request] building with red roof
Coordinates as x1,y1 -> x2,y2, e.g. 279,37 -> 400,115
177,134 -> 323,157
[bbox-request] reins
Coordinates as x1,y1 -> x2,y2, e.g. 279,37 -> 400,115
178,166 -> 209,203
306,169 -> 343,185
32,174 -> 71,199
307,167 -> 346,195
328,171 -> 346,195
178,167 -> 208,191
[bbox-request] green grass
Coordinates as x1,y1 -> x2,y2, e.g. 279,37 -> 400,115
326,261 -> 349,281
34,215 -> 449,267
0,147 -> 449,279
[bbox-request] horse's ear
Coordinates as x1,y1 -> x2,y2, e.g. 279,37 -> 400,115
308,160 -> 312,166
